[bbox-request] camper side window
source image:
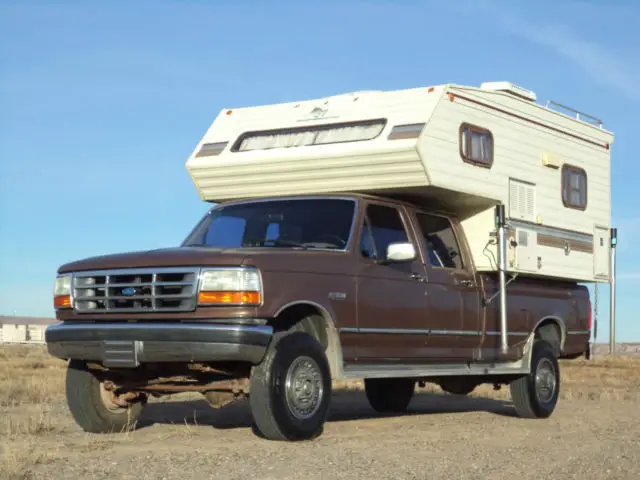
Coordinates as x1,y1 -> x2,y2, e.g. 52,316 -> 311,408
562,165 -> 587,210
460,123 -> 493,167
359,204 -> 410,261
415,213 -> 464,269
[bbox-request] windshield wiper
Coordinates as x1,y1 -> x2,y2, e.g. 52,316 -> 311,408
255,239 -> 309,249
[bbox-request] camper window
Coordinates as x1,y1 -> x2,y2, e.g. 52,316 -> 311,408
562,164 -> 587,210
414,213 -> 464,269
232,119 -> 386,152
459,123 -> 493,167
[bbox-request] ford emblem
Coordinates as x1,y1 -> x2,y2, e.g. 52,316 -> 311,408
122,287 -> 136,296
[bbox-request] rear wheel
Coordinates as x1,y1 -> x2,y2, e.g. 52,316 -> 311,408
510,339 -> 560,419
249,331 -> 332,441
364,378 -> 416,413
65,360 -> 145,433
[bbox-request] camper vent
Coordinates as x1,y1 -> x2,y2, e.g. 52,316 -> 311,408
509,179 -> 536,222
480,81 -> 537,102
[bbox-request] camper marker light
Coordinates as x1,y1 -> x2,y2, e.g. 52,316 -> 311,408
198,268 -> 262,305
53,274 -> 72,309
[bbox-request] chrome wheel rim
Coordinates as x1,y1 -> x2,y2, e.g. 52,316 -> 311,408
535,358 -> 557,404
284,356 -> 324,420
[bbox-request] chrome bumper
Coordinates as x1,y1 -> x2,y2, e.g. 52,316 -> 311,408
45,322 -> 273,368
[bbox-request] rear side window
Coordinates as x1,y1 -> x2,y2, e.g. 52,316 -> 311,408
360,204 -> 409,261
415,213 -> 463,269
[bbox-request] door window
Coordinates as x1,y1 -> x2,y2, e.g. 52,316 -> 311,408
415,213 -> 464,269
360,204 -> 410,261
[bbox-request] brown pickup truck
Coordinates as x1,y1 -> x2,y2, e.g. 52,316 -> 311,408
46,193 -> 591,441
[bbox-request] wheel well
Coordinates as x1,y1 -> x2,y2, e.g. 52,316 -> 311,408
534,319 -> 563,357
269,304 -> 329,349
268,302 -> 343,379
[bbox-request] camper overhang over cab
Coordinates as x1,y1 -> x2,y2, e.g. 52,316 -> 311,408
185,81 -> 614,285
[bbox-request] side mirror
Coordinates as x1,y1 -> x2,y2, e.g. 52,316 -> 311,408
385,242 -> 416,263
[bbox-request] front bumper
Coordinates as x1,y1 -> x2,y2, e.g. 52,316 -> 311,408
45,322 -> 273,368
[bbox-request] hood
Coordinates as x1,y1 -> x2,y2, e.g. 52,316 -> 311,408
58,246 -> 356,276
57,247 -> 249,273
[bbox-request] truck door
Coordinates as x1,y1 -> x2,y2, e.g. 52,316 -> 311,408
355,202 -> 431,361
411,211 -> 481,361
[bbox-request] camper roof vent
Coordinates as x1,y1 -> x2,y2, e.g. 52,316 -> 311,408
480,81 -> 537,102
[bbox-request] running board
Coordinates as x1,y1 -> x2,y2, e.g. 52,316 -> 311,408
341,360 -> 530,380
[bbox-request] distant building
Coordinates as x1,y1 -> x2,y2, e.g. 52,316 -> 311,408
0,316 -> 58,343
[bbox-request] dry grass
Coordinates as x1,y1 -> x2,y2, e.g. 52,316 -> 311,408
0,345 -> 65,408
0,442 -> 56,480
1,344 -> 639,478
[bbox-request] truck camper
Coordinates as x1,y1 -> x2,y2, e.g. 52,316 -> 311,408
47,81 -> 614,441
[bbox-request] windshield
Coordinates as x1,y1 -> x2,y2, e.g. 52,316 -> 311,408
182,198 -> 356,250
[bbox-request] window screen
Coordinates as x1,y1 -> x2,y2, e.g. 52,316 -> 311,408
233,119 -> 386,152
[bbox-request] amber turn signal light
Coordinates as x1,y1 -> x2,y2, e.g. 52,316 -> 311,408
54,295 -> 71,308
198,291 -> 261,305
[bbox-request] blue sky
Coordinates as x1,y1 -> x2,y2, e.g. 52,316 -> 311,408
1,0 -> 638,341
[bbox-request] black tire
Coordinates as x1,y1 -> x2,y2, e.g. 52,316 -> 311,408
510,339 -> 560,419
66,360 -> 145,433
364,378 -> 416,413
439,378 -> 477,396
249,331 -> 332,441
537,324 -> 562,358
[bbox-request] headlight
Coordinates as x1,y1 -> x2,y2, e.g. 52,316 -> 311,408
53,274 -> 72,309
198,268 -> 262,305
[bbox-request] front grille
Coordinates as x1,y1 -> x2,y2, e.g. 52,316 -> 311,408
72,268 -> 200,313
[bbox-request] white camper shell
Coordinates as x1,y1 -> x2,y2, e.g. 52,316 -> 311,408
185,81 -> 614,284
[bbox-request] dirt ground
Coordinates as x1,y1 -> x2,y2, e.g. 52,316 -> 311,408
2,345 -> 639,480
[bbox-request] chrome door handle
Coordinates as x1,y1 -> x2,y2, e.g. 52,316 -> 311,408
455,278 -> 475,287
409,273 -> 426,282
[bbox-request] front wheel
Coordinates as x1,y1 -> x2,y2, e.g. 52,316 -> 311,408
65,360 -> 145,433
510,339 -> 560,419
249,331 -> 332,441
